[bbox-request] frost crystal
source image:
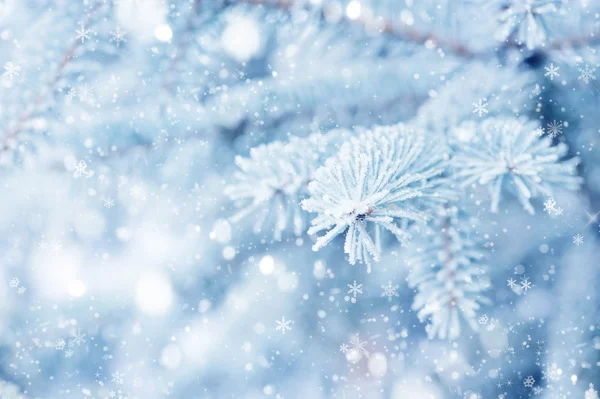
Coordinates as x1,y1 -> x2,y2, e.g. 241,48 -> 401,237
495,0 -> 559,50
302,124 -> 452,271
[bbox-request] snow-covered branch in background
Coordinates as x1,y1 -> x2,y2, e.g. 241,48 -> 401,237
225,130 -> 349,239
450,117 -> 582,214
406,207 -> 490,340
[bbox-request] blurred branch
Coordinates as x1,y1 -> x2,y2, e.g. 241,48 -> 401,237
242,0 -> 476,57
0,1 -> 107,153
163,0 -> 204,92
241,0 -> 600,59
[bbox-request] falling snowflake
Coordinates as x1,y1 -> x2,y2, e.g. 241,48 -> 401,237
345,280 -> 363,303
275,316 -> 293,334
507,278 -> 517,289
546,120 -> 563,138
3,62 -> 21,80
520,277 -> 532,292
74,160 -> 88,178
573,234 -> 584,246
578,64 -> 597,84
75,23 -> 91,43
524,375 -> 535,388
77,83 -> 94,102
111,370 -> 125,385
51,240 -> 63,254
472,98 -> 489,117
109,26 -> 127,46
54,339 -> 66,350
72,329 -> 86,346
533,127 -> 544,137
478,314 -> 489,325
67,87 -> 77,100
380,281 -> 399,301
103,197 -> 116,208
9,277 -> 19,288
543,197 -> 563,216
347,334 -> 369,358
544,63 -> 560,80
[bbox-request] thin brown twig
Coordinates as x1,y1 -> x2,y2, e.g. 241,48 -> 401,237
242,0 -> 600,59
241,0 -> 478,57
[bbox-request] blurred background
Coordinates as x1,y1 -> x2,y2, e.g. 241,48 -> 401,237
0,0 -> 599,398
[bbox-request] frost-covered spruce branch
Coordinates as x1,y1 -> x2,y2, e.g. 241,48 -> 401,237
450,117 -> 582,214
406,207 -> 490,340
225,130 -> 347,240
415,62 -> 535,135
301,124 -> 453,272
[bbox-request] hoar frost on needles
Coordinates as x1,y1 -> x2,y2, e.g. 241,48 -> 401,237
225,131 -> 347,240
301,124 -> 453,272
406,207 -> 490,340
494,0 -> 559,50
450,117 -> 581,214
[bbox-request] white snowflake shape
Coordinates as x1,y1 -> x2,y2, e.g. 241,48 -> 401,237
77,83 -> 94,102
546,120 -> 563,138
67,87 -> 77,100
380,281 -> 399,301
573,233 -> 584,246
51,240 -> 63,254
3,62 -> 21,80
347,334 -> 369,358
345,280 -> 363,303
507,278 -> 517,289
275,316 -> 292,334
9,277 -> 19,288
75,23 -> 91,43
17,286 -> 26,294
523,375 -> 535,388
478,314 -> 489,325
109,26 -> 127,47
103,197 -> 116,208
55,339 -> 66,350
111,370 -> 125,385
520,277 -> 532,292
472,98 -> 489,117
74,160 -> 88,178
578,64 -> 597,84
543,197 -> 563,216
544,63 -> 560,80
72,329 -> 86,346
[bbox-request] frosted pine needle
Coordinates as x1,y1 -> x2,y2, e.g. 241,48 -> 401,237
302,124 -> 452,272
406,207 -> 490,340
225,131 -> 346,240
450,118 -> 581,214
